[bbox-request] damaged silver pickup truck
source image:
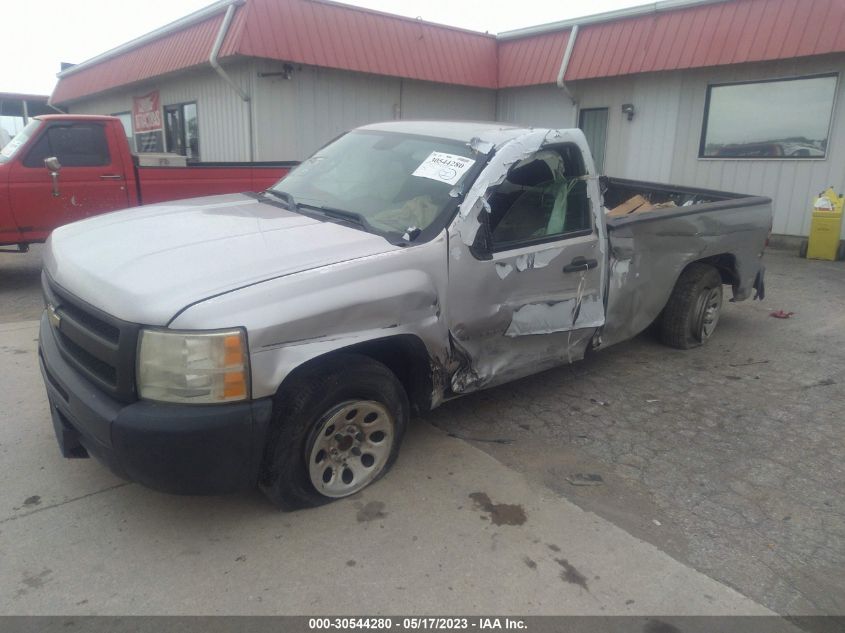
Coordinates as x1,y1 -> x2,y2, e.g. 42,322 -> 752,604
39,121 -> 771,509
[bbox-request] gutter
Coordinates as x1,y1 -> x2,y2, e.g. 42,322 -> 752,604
209,1 -> 254,161
556,24 -> 579,124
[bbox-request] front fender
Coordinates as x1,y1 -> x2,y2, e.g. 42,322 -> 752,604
169,232 -> 451,399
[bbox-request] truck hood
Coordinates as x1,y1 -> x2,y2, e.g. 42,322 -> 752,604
44,193 -> 399,325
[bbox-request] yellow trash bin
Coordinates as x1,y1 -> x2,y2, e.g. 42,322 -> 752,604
806,187 -> 844,261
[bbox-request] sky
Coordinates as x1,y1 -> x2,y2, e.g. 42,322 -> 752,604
0,0 -> 647,97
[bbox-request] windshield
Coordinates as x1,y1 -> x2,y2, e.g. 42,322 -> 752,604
0,119 -> 41,163
270,130 -> 479,235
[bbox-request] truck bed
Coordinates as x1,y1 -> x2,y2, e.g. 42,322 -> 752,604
600,177 -> 772,347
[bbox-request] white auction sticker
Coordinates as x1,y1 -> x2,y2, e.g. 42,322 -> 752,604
412,151 -> 474,185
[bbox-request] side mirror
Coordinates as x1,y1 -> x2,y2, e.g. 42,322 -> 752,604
44,157 -> 61,197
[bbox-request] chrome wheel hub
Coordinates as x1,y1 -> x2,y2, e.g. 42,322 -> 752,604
697,287 -> 722,340
308,400 -> 394,498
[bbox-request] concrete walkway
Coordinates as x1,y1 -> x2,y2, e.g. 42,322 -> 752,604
1,320 -> 771,615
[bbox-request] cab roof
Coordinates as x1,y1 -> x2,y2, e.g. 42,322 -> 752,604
358,120 -> 538,147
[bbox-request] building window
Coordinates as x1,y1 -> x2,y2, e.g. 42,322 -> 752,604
700,74 -> 837,159
111,112 -> 135,153
164,102 -> 199,160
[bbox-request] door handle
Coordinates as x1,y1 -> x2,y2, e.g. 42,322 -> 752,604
100,174 -> 123,180
563,257 -> 598,273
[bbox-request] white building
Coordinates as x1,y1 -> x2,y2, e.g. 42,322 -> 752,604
51,0 -> 845,241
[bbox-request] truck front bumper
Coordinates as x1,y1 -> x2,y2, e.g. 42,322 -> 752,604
38,313 -> 274,495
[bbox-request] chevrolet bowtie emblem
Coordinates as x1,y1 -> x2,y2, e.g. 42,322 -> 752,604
47,304 -> 62,329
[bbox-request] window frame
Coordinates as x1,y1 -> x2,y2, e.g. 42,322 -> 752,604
698,73 -> 839,161
164,101 -> 200,161
21,121 -> 112,168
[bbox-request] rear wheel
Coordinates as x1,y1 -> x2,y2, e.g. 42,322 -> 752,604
837,241 -> 845,261
259,354 -> 408,510
660,264 -> 723,349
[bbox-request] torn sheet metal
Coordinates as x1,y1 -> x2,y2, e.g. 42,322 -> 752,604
469,137 -> 495,155
505,295 -> 604,337
456,129 -> 553,246
451,128 -> 609,331
512,248 -> 564,273
495,263 -> 513,279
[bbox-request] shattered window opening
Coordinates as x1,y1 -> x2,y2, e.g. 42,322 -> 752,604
487,144 -> 592,249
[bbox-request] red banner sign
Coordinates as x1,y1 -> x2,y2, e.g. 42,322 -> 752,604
133,91 -> 162,133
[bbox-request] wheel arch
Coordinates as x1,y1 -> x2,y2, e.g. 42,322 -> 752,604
690,252 -> 739,291
273,334 -> 437,416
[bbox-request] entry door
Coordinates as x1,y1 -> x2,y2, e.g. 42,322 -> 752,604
8,121 -> 130,239
578,108 -> 608,174
446,143 -> 605,393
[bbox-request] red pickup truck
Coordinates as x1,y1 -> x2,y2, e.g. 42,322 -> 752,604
0,114 -> 294,251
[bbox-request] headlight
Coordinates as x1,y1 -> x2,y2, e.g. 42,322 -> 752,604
137,328 -> 250,404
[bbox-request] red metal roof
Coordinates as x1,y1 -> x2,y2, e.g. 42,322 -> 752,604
563,0 -> 845,82
219,0 -> 498,88
497,30 -> 570,88
51,13 -> 226,104
51,0 -> 845,103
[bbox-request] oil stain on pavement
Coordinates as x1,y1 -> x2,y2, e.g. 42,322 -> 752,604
469,492 -> 527,526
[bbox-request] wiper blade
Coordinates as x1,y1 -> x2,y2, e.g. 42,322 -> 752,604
298,203 -> 367,228
262,189 -> 298,210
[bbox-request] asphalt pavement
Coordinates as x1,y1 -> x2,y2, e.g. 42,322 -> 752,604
0,245 -> 841,618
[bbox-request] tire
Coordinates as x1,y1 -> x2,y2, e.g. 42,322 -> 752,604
259,353 -> 408,510
799,240 -> 808,258
837,242 -> 845,261
659,264 -> 724,349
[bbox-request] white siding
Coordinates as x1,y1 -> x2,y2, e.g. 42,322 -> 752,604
253,61 -> 401,161
669,56 -> 845,237
252,64 -> 498,161
400,80 -> 496,121
496,85 -> 576,129
69,61 -> 253,162
497,56 -> 845,237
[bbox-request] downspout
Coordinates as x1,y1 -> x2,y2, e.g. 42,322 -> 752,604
210,1 -> 254,160
556,24 -> 579,127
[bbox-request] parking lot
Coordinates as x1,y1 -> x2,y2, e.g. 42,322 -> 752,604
1,245 -> 842,617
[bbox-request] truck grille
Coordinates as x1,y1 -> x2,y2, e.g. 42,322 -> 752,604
42,272 -> 140,402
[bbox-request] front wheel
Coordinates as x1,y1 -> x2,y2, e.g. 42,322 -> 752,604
259,354 -> 408,510
659,264 -> 723,349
